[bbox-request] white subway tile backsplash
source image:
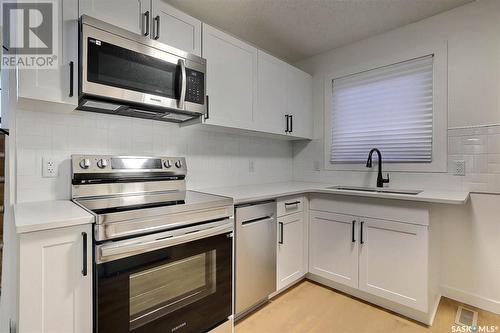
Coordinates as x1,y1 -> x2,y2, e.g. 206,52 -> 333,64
294,124 -> 500,193
487,134 -> 500,154
15,109 -> 293,202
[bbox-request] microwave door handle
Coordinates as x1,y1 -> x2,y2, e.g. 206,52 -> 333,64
178,59 -> 187,110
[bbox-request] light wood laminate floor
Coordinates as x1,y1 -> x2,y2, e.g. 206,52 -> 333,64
236,280 -> 500,333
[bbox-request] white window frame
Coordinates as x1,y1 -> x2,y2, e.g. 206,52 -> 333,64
324,42 -> 448,172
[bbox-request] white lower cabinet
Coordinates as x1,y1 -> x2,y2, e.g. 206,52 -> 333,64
277,212 -> 305,290
308,195 -> 435,321
309,211 -> 358,289
358,217 -> 428,311
18,224 -> 92,333
309,211 -> 428,312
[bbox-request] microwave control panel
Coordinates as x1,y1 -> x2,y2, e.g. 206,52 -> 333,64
185,69 -> 205,104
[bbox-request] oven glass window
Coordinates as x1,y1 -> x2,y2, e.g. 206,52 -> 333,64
97,232 -> 232,333
87,38 -> 179,99
129,251 -> 216,330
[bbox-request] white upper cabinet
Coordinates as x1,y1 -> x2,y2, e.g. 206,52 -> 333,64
19,224 -> 92,333
80,1 -> 202,56
255,51 -> 313,139
287,66 -> 313,139
17,0 -> 78,110
256,50 -> 289,134
79,0 -> 151,36
202,24 -> 257,129
151,0 -> 201,56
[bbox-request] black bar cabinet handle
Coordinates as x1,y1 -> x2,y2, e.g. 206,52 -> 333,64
351,220 -> 356,243
204,95 -> 209,120
143,11 -> 150,36
82,232 -> 88,276
360,221 -> 364,244
290,115 -> 293,133
278,222 -> 284,244
154,15 -> 160,40
285,114 -> 289,133
284,201 -> 300,206
69,61 -> 74,97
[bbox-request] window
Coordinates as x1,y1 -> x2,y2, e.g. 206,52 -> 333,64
329,55 -> 434,164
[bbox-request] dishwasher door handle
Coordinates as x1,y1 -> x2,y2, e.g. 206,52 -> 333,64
240,215 -> 273,226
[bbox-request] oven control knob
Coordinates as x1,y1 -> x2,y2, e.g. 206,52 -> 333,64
97,159 -> 108,169
163,160 -> 172,168
79,158 -> 91,169
175,160 -> 183,168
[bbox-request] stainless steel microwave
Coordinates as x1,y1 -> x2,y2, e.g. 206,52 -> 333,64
78,15 -> 206,123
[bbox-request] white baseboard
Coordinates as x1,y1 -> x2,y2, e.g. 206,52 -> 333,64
442,286 -> 500,315
306,273 -> 437,325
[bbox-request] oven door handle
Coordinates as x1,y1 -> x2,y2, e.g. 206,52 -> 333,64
177,59 -> 186,110
99,222 -> 232,262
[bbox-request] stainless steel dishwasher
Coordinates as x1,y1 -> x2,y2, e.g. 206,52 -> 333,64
235,201 -> 276,318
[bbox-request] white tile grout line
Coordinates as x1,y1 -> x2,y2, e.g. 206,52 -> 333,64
448,123 -> 500,130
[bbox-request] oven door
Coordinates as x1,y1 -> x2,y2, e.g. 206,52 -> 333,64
95,220 -> 233,333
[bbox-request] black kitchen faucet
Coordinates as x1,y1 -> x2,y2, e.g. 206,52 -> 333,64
366,148 -> 390,188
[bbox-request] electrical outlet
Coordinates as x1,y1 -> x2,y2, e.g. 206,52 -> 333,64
249,160 -> 255,173
42,157 -> 57,178
454,160 -> 466,176
313,160 -> 320,171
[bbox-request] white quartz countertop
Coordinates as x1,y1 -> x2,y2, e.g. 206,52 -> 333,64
15,200 -> 95,234
199,182 -> 470,205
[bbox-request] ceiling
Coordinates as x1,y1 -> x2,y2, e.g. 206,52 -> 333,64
166,0 -> 474,62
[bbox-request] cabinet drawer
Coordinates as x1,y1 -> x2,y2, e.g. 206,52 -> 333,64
277,195 -> 304,217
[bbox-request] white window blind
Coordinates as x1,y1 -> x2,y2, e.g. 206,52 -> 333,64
330,55 -> 433,164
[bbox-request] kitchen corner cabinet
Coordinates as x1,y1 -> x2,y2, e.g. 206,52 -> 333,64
17,0 -> 78,111
202,24 -> 258,130
287,66 -> 313,139
18,224 -> 92,333
276,196 -> 307,291
256,50 -> 289,135
255,51 -> 313,139
151,0 -> 201,56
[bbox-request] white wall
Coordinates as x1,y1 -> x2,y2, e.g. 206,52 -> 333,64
293,0 -> 500,314
14,109 -> 293,202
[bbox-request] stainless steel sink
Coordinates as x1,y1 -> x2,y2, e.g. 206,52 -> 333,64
327,186 -> 422,195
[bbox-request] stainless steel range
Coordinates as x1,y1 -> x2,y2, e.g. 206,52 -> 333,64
71,155 -> 234,333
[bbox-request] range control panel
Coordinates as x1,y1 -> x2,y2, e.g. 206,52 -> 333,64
185,68 -> 205,104
71,155 -> 187,175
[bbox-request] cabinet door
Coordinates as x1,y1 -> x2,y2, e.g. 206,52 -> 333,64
358,218 -> 428,311
287,66 -> 313,139
202,24 -> 257,129
79,0 -> 150,36
151,0 -> 201,56
309,211 -> 358,288
277,212 -> 305,290
255,50 -> 288,134
19,224 -> 92,333
17,0 -> 78,108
